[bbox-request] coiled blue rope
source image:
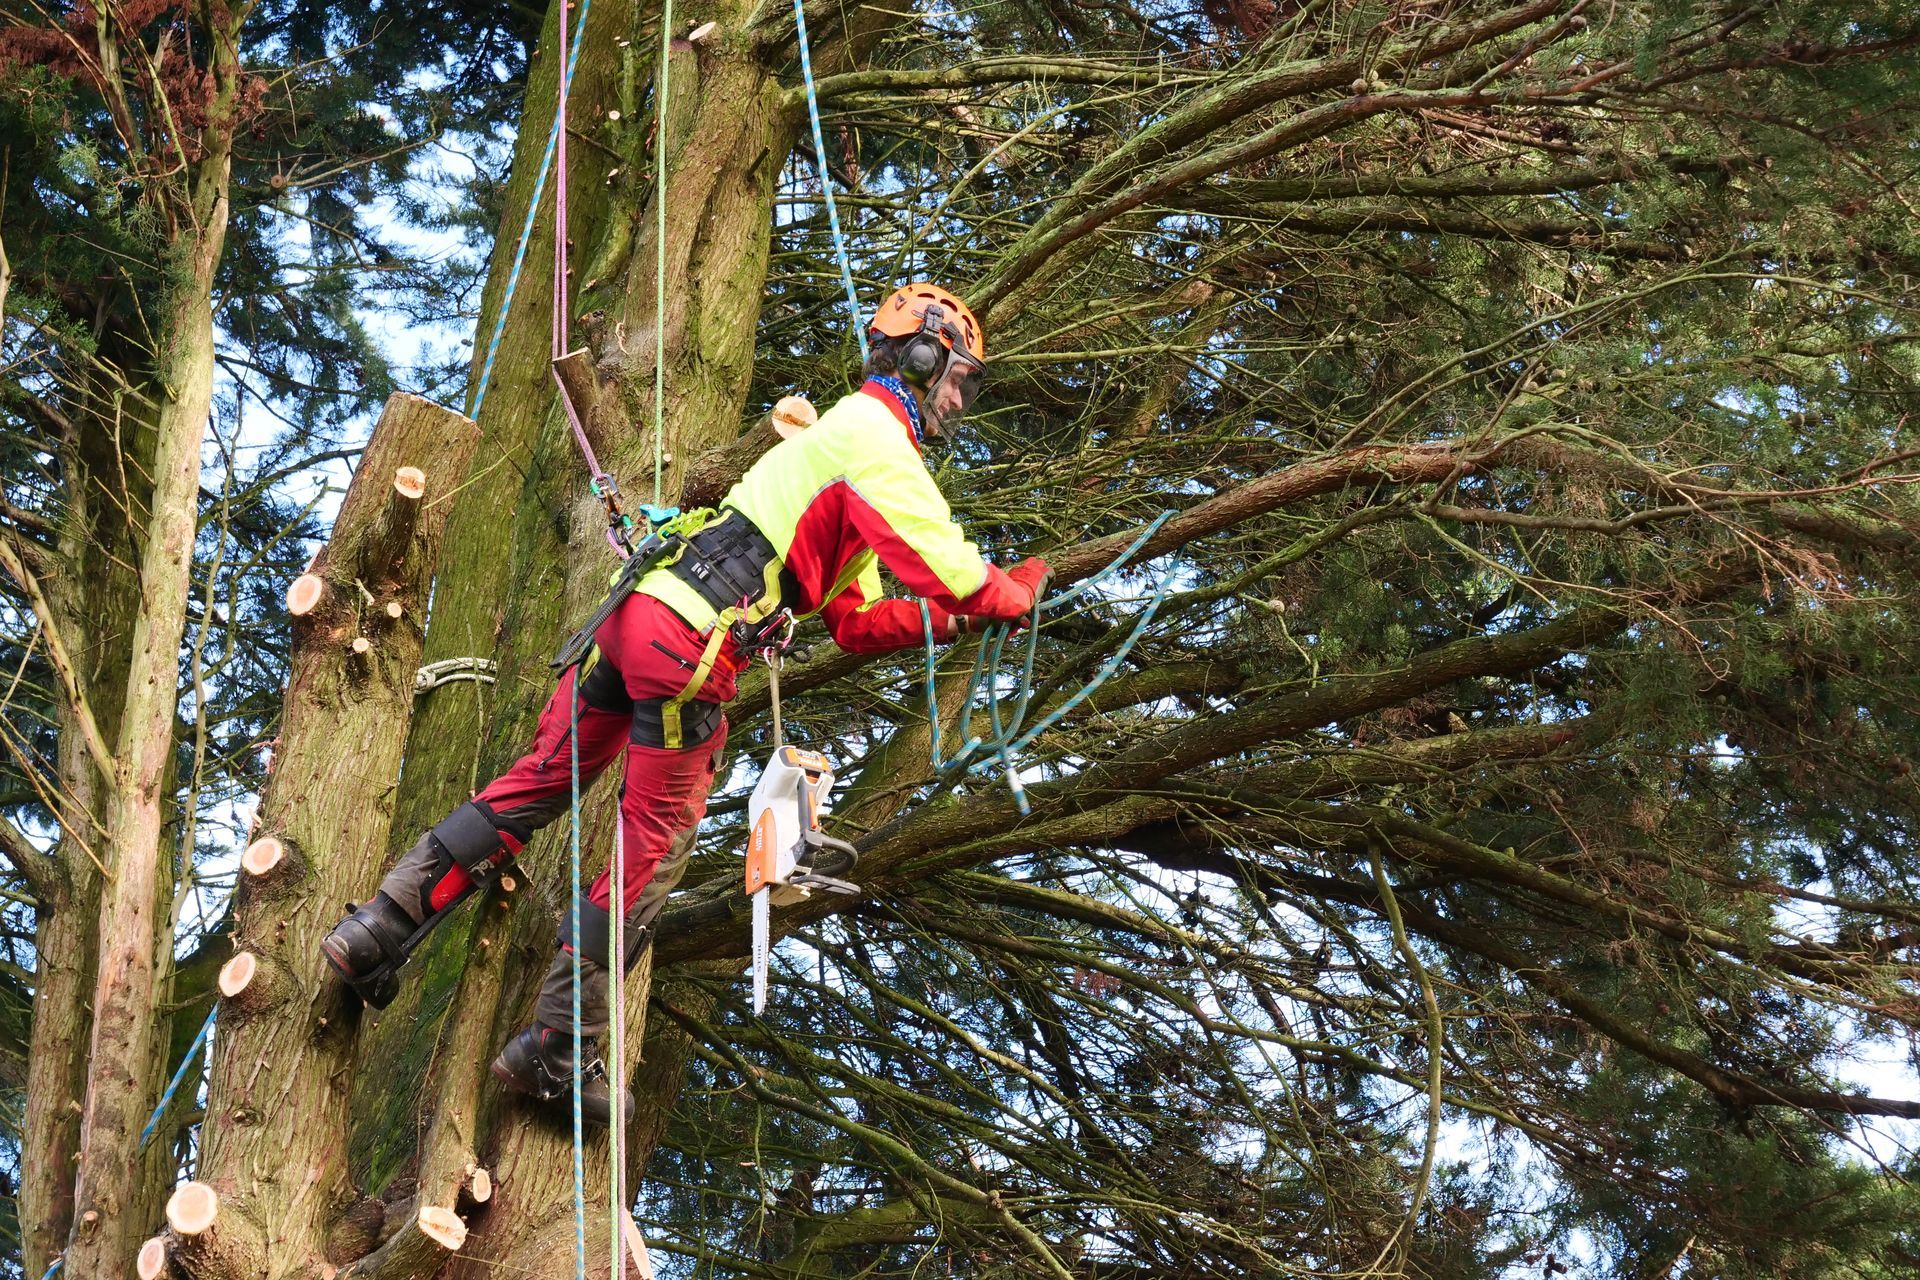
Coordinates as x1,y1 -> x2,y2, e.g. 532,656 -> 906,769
921,511 -> 1175,812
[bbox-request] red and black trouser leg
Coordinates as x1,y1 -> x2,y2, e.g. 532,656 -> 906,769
491,674 -> 727,1126
318,665 -> 628,1009
319,797 -> 534,1008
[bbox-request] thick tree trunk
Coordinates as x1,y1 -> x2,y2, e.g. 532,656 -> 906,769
297,3 -> 901,1272
349,0 -> 637,1198
444,10 -> 806,1268
167,395 -> 479,1280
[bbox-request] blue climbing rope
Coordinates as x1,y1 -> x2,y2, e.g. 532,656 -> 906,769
468,0 -> 597,422
921,511 -> 1176,813
791,0 -> 868,361
138,1005 -> 218,1149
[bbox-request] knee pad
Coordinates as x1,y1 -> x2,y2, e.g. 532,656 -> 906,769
558,899 -> 651,972
430,799 -> 530,871
420,799 -> 533,913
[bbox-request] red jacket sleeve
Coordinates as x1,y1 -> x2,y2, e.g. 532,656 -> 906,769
820,565 -> 952,654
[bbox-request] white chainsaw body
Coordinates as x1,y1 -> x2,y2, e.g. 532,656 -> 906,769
745,745 -> 861,1012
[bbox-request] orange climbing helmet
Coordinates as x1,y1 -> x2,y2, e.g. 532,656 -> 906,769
868,282 -> 987,429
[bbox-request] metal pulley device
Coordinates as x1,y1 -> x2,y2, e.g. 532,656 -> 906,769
745,654 -> 859,1013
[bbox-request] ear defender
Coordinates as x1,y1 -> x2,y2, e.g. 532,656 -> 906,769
897,301 -> 951,385
898,333 -> 945,384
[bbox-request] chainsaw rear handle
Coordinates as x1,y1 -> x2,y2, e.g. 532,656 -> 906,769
799,826 -> 860,879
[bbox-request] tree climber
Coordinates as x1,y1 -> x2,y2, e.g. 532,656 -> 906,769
320,282 -> 1052,1125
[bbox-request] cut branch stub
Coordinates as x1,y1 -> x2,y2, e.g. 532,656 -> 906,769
166,1182 -> 269,1279
307,395 -> 477,600
241,836 -> 286,878
216,951 -> 285,1014
287,574 -> 325,617
137,1236 -> 171,1280
552,347 -> 627,467
416,1206 -> 467,1251
681,394 -> 817,508
393,466 -> 426,500
217,952 -> 257,998
461,1164 -> 493,1206
771,393 -> 816,438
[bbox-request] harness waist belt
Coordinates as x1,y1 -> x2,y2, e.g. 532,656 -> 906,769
668,509 -> 782,616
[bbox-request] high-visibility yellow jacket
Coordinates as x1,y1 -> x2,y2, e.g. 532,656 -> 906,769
637,381 -> 1030,659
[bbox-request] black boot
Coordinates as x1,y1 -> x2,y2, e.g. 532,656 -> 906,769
319,893 -> 417,1008
491,1023 -> 635,1127
320,800 -> 527,1008
490,899 -> 649,1125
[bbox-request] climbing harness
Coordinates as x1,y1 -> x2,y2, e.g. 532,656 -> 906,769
921,511 -> 1178,814
551,515 -> 691,672
744,648 -> 860,1014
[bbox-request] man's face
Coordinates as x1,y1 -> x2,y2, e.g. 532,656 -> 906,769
924,375 -> 969,436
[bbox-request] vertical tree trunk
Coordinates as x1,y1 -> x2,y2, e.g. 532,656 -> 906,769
19,336 -> 165,1275
195,2 -> 908,1272
162,395 -> 480,1280
62,54 -> 242,1273
350,0 -> 637,1195
440,8 -> 901,1269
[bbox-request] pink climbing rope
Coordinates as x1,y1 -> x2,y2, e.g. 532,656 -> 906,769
548,4 -> 629,554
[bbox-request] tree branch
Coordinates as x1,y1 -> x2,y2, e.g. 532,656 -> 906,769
0,814 -> 58,903
0,532 -> 116,781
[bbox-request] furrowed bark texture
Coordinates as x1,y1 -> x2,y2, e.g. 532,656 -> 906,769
445,8 -> 822,1272
350,0 -> 634,1189
175,395 -> 479,1280
63,45 -> 242,1271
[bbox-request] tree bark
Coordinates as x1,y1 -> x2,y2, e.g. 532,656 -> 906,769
61,52 -> 243,1271
162,395 -> 479,1280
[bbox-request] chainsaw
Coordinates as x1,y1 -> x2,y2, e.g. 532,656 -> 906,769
744,657 -> 860,1013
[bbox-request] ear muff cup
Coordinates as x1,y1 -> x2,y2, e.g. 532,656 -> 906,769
898,334 -> 944,385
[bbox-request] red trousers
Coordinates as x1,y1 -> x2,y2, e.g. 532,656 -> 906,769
456,593 -> 742,912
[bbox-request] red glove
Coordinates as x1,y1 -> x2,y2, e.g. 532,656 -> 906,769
1007,556 -> 1054,607
926,605 -> 1024,639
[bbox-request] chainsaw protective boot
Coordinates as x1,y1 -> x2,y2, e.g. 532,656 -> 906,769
318,892 -> 416,1007
490,900 -> 649,1126
490,1021 -> 635,1128
321,799 -> 529,1008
